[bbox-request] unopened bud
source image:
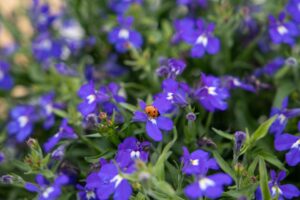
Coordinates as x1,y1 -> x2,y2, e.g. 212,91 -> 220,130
99,112 -> 107,120
0,175 -> 13,184
186,112 -> 196,121
234,131 -> 246,152
26,138 -> 38,148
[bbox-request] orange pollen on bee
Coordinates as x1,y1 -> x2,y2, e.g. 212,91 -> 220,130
144,105 -> 160,118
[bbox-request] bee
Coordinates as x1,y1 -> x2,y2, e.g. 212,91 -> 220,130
144,105 -> 160,118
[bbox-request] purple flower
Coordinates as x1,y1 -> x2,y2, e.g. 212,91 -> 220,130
25,174 -> 69,200
234,131 -> 246,153
268,12 -> 299,46
43,119 -> 77,152
194,73 -> 229,112
286,0 -> 300,22
109,0 -> 142,14
177,0 -> 207,8
270,97 -> 300,136
77,81 -> 109,116
254,57 -> 285,77
172,18 -> 195,44
132,99 -> 173,141
0,61 -> 13,90
86,163 -> 132,200
181,147 -> 218,175
115,137 -> 150,173
7,105 -> 36,142
39,92 -> 58,129
184,173 -> 232,199
108,16 -> 143,53
156,58 -> 186,79
222,76 -> 255,92
0,152 -> 5,164
255,170 -> 300,199
185,19 -> 220,58
55,63 -> 78,76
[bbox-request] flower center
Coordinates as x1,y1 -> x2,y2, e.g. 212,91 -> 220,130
118,29 -> 130,39
166,92 -> 174,101
18,116 -> 29,128
110,174 -> 123,188
39,39 -> 52,50
149,118 -> 157,124
198,177 -> 215,190
278,114 -> 286,124
196,34 -> 208,46
271,186 -> 283,197
130,150 -> 140,159
86,94 -> 96,104
277,25 -> 288,35
291,139 -> 300,149
190,159 -> 199,166
233,79 -> 241,86
207,87 -> 217,96
86,190 -> 96,200
45,104 -> 53,115
42,186 -> 54,198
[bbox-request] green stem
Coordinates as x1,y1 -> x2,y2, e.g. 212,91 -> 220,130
74,127 -> 103,153
204,112 -> 214,135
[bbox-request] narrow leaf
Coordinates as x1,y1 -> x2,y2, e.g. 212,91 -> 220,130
259,158 -> 271,200
212,128 -> 234,140
212,151 -> 236,181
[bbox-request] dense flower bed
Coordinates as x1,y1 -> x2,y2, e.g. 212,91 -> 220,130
0,0 -> 300,199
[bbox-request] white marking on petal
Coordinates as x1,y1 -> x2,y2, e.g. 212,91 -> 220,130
196,34 -> 208,47
0,70 -> 4,80
130,150 -> 140,159
271,186 -> 283,196
60,24 -> 84,41
198,177 -> 215,191
118,29 -> 130,39
18,116 -> 29,128
277,25 -> 288,35
149,118 -> 157,125
291,139 -> 300,149
61,46 -> 71,60
86,94 -> 96,104
207,87 -> 217,96
278,114 -> 286,124
190,159 -> 199,166
110,174 -> 123,188
86,191 -> 96,200
45,104 -> 53,115
42,187 -> 54,198
233,79 -> 241,86
166,92 -> 174,100
39,39 -> 52,50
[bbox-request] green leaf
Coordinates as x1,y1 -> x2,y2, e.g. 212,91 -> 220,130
257,151 -> 285,170
212,128 -> 234,140
250,116 -> 277,144
248,157 -> 259,176
259,158 -> 271,200
212,151 -> 236,181
119,102 -> 137,112
153,128 -> 178,180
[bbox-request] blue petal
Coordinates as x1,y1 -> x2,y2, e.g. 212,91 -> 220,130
274,134 -> 298,151
132,111 -> 147,122
280,184 -> 300,199
114,180 -> 132,200
286,148 -> 300,166
156,116 -> 173,131
184,182 -> 202,199
25,183 -> 39,192
146,120 -> 162,141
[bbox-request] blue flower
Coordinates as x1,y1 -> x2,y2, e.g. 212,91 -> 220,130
39,92 -> 58,129
270,97 -> 300,136
77,82 -> 109,116
172,18 -> 195,44
43,119 -> 77,153
7,105 -> 36,142
194,73 -> 229,112
108,16 -> 143,53
133,99 -> 173,141
115,137 -> 150,173
185,19 -> 220,58
156,58 -> 186,79
255,170 -> 300,200
184,173 -> 232,199
181,147 -> 218,175
109,0 -> 142,14
25,174 -> 69,200
286,0 -> 300,22
268,12 -> 299,46
177,0 -> 207,7
254,57 -> 285,77
222,76 -> 256,92
0,61 -> 13,90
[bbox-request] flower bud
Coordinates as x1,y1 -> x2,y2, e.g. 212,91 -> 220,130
0,175 -> 13,184
186,112 -> 196,121
234,131 -> 246,152
26,138 -> 38,149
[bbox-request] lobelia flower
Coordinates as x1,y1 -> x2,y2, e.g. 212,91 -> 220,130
184,173 -> 232,199
177,0 -> 207,7
274,120 -> 300,166
85,163 -> 132,200
255,170 -> 300,200
39,92 -> 58,129
222,76 -> 256,92
269,97 -> 300,136
0,152 -> 5,164
172,18 -> 195,44
268,12 -> 299,46
109,0 -> 142,14
115,137 -> 150,173
43,119 -> 77,152
156,58 -> 186,79
132,99 -> 173,141
254,57 -> 285,77
77,81 -> 109,116
181,147 -> 218,175
30,0 -> 56,32
0,61 -> 13,90
194,73 -> 229,112
7,105 -> 36,142
25,174 -> 69,200
185,19 -> 220,58
108,16 -> 143,53
286,0 -> 300,22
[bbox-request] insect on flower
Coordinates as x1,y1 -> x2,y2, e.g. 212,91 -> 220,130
144,105 -> 160,118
